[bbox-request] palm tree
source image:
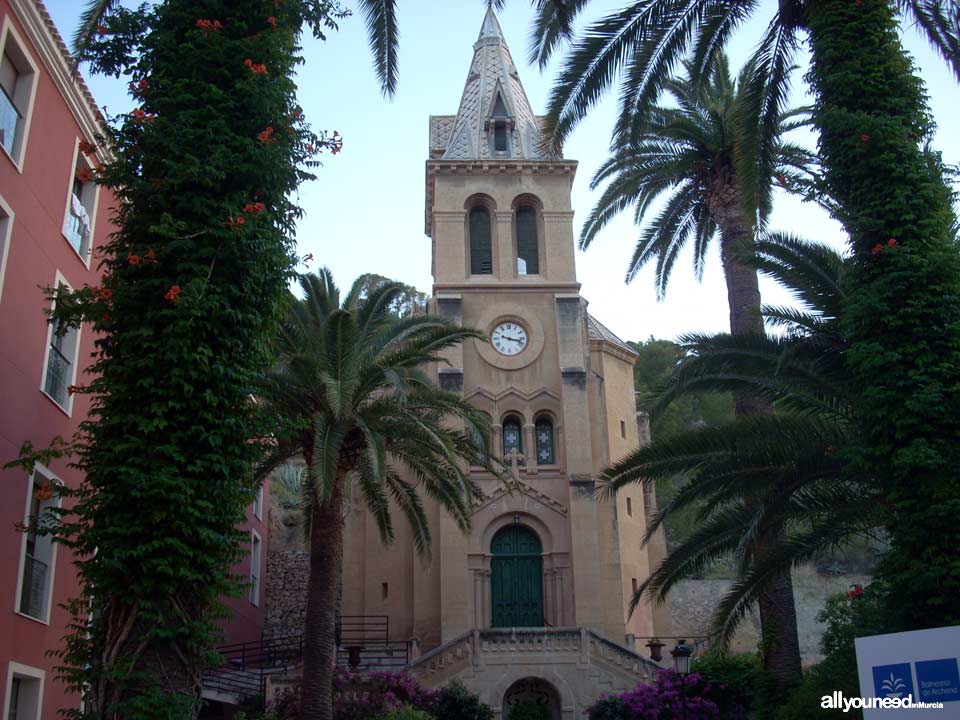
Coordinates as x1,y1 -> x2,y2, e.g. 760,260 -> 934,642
579,53 -> 815,341
603,235 -> 883,655
258,270 -> 495,720
581,54 -> 814,682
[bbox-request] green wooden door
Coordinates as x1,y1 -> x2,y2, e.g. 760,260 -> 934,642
491,526 -> 543,628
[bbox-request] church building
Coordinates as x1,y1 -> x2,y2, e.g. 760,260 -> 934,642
340,9 -> 672,718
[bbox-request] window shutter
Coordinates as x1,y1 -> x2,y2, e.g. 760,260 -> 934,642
469,206 -> 493,274
516,206 -> 539,275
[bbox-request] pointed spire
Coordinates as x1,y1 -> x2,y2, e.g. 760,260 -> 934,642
435,8 -> 547,161
478,4 -> 505,43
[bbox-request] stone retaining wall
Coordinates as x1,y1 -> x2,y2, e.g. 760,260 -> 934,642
264,550 -> 309,640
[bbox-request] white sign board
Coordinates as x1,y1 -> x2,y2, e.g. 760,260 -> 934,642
855,625 -> 960,718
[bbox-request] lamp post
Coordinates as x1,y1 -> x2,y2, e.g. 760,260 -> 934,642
671,639 -> 692,720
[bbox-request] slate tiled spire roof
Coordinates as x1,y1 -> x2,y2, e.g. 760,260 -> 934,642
430,6 -> 547,161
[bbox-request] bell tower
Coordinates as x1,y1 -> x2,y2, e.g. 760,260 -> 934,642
422,7 -> 653,645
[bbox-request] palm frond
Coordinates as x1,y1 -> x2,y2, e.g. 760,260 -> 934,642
73,0 -> 118,59
359,0 -> 400,97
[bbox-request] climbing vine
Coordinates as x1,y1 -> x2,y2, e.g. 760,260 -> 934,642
805,0 -> 960,631
13,1 -> 346,717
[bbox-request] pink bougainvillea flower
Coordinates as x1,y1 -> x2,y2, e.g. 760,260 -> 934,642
871,244 -> 884,255
887,238 -> 898,247
164,285 -> 182,302
267,16 -> 277,27
860,133 -> 871,143
128,253 -> 141,265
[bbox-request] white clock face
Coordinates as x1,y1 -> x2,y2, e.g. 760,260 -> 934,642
491,322 -> 528,356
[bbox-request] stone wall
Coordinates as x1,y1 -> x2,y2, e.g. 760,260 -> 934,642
264,550 -> 309,640
669,565 -> 871,665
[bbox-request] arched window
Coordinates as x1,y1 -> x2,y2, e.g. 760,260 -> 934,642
535,416 -> 555,465
502,415 -> 523,463
470,413 -> 491,464
469,205 -> 493,275
515,205 -> 539,275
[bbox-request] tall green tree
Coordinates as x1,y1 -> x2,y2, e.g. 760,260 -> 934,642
14,3 -> 344,718
581,54 -> 813,683
604,236 -> 883,650
258,270 -> 495,720
531,0 -> 960,636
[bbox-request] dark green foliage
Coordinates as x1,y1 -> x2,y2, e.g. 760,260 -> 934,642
435,681 -> 494,720
507,702 -> 550,720
630,337 -> 732,549
692,654 -> 774,719
805,0 -> 960,632
775,585 -> 888,720
20,2 -> 344,718
631,338 -> 733,443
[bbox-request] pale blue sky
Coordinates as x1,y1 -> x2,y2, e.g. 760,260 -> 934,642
46,1 -> 958,342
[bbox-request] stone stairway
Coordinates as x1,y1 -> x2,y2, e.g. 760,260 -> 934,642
408,627 -> 663,719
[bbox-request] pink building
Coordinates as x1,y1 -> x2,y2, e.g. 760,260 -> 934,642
0,2 -> 268,718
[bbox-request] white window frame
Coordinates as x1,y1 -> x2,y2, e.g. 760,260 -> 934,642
253,484 -> 263,521
0,191 -> 13,304
2,662 -> 45,720
13,465 -> 61,626
60,138 -> 99,267
249,530 -> 262,606
38,271 -> 81,415
0,16 -> 40,172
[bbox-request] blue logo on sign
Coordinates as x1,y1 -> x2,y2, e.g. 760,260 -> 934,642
915,658 -> 960,703
872,663 -> 915,700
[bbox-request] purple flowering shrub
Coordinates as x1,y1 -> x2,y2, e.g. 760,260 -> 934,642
333,667 -> 437,719
586,670 -> 721,720
258,668 -> 437,720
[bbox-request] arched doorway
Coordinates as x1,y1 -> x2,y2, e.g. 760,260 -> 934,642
502,677 -> 561,720
491,525 -> 543,627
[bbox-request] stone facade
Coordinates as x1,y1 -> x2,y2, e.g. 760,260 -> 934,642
264,550 -> 309,641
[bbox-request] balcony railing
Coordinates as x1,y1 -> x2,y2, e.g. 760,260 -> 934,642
19,554 -> 49,618
0,86 -> 19,156
44,344 -> 71,407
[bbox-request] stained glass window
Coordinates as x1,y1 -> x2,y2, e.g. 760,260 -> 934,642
535,417 -> 554,465
502,416 -> 523,463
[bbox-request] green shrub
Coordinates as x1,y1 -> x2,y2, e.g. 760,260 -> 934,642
692,653 -> 772,718
377,706 -> 436,720
435,681 -> 493,720
508,701 -> 550,720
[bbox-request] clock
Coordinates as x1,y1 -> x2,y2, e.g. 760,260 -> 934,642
491,321 -> 528,356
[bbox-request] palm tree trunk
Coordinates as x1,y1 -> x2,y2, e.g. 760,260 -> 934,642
300,472 -> 346,720
712,183 -> 803,686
